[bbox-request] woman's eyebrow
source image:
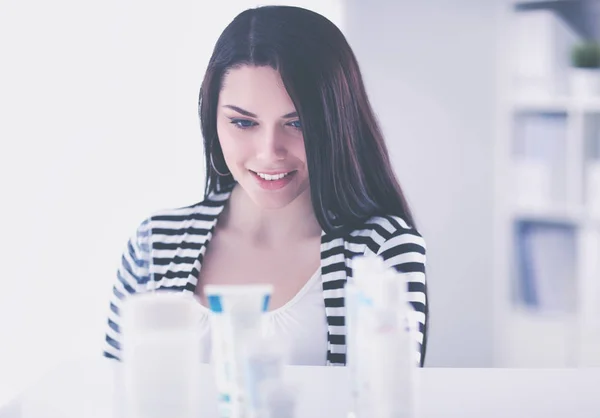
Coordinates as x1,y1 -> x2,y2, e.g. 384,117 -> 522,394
222,105 -> 257,117
223,105 -> 298,119
282,111 -> 298,118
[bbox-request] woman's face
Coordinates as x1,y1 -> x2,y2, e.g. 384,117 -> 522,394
216,65 -> 310,210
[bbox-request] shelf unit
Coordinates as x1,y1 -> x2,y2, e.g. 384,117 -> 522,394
512,97 -> 600,113
495,1 -> 600,367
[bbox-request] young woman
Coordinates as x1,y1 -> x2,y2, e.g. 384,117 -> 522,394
104,5 -> 428,367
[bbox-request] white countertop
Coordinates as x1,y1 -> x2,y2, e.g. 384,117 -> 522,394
3,355 -> 599,418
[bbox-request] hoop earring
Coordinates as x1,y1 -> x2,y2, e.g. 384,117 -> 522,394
210,153 -> 230,176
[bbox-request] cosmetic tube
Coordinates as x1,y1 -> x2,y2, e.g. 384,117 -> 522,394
205,284 -> 273,418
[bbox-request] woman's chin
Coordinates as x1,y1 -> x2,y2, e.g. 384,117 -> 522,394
247,190 -> 302,211
238,178 -> 309,211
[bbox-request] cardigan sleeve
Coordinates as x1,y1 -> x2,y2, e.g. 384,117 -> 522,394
375,221 -> 428,367
103,218 -> 152,361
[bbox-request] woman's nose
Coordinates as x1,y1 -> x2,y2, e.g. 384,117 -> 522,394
257,128 -> 287,161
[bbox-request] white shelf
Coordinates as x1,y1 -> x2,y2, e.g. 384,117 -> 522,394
573,99 -> 600,113
512,0 -> 579,5
511,205 -> 600,228
511,204 -> 584,225
580,212 -> 600,229
512,96 -> 600,113
494,1 -> 600,368
502,306 -> 577,367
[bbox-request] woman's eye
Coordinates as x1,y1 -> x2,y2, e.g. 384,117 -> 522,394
288,120 -> 301,129
230,119 -> 256,129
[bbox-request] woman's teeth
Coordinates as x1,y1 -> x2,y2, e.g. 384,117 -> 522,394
255,172 -> 291,181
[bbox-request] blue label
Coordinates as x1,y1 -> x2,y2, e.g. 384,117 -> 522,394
207,295 -> 223,313
357,293 -> 373,307
262,294 -> 271,312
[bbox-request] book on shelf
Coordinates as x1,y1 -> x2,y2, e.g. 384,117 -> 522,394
514,221 -> 577,313
512,113 -> 568,208
511,8 -> 579,99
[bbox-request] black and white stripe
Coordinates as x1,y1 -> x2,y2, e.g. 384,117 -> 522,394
104,188 -> 428,367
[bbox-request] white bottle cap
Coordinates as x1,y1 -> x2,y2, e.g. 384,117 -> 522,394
351,255 -> 408,309
121,291 -> 203,335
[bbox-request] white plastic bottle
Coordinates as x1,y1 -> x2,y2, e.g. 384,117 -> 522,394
120,291 -> 204,418
348,255 -> 417,418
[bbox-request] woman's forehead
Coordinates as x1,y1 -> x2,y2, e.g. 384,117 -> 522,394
219,65 -> 296,116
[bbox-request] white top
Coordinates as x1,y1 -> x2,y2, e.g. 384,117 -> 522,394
196,269 -> 329,366
103,189 -> 428,366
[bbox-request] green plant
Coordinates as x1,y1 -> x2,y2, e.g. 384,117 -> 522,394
571,41 -> 600,69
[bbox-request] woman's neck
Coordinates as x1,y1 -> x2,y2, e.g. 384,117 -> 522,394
219,184 -> 322,245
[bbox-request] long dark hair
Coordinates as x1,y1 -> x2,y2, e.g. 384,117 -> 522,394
199,5 -> 427,367
199,5 -> 417,233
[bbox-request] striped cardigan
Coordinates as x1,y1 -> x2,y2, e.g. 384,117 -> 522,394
103,187 -> 428,366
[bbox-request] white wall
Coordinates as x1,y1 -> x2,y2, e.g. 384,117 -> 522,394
343,0 -> 500,367
0,0 -> 210,403
0,0 -> 343,405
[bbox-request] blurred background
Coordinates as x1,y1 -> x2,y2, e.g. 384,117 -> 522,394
1,0 -> 600,406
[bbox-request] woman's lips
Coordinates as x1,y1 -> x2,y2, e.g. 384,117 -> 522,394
249,169 -> 297,190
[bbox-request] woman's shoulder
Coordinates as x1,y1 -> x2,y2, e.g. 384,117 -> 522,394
139,190 -> 231,225
349,214 -> 427,274
350,214 -> 425,244
125,190 -> 232,245
343,214 -> 426,263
